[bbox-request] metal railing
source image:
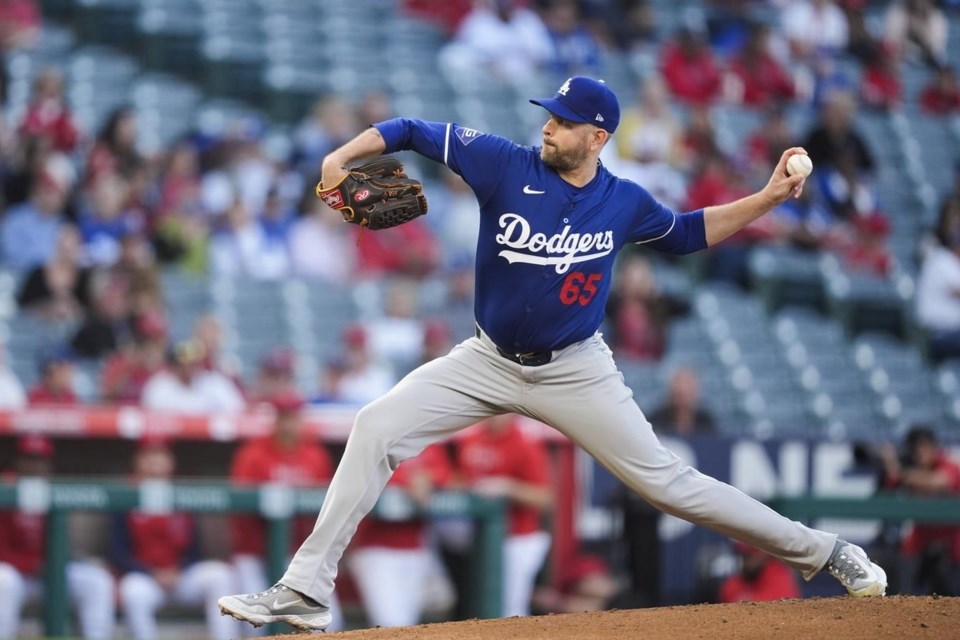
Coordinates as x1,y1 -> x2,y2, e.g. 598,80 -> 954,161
0,479 -> 506,637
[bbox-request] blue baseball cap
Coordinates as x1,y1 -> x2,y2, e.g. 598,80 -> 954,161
530,76 -> 620,134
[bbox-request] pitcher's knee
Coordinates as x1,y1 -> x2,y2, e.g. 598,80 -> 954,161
353,401 -> 408,449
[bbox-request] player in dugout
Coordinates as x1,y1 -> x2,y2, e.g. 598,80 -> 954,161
112,435 -> 241,640
0,435 -> 115,639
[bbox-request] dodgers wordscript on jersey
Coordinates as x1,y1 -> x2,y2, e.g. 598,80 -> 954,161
495,212 -> 615,275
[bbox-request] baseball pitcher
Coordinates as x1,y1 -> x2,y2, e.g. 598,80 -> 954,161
219,76 -> 887,631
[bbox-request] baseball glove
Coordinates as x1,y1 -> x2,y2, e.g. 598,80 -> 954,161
316,157 -> 427,230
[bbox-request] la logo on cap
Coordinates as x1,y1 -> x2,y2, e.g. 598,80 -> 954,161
558,78 -> 571,96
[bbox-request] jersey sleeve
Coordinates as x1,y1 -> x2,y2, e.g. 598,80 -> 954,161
626,183 -> 707,255
374,118 -> 516,204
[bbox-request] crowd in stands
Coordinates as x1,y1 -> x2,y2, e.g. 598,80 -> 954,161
0,1 -> 954,414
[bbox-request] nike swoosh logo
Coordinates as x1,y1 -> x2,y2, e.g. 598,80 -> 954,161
523,185 -> 545,195
272,598 -> 308,611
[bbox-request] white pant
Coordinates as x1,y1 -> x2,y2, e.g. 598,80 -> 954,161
232,554 -> 344,632
503,532 -> 551,617
283,334 -> 836,607
0,560 -> 115,640
119,561 -> 240,640
348,547 -> 429,628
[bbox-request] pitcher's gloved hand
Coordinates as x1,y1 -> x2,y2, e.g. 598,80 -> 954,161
316,157 -> 427,230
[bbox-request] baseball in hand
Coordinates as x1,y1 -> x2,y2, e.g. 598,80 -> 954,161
786,153 -> 813,178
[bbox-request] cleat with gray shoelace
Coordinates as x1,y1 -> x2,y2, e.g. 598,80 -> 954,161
825,539 -> 887,597
218,583 -> 332,631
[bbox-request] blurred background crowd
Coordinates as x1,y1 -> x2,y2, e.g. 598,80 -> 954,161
0,0 -> 958,637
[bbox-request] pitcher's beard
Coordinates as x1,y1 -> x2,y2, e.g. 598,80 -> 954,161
541,142 -> 588,173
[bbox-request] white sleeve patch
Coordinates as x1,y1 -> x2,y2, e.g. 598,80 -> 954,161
454,125 -> 483,147
634,211 -> 677,245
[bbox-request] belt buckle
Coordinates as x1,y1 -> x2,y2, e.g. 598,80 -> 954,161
516,352 -> 535,366
517,351 -> 548,366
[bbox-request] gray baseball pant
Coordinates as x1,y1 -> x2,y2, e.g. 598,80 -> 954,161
281,331 -> 836,604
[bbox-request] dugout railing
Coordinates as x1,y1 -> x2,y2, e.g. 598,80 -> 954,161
0,479 -> 507,637
768,495 -> 960,523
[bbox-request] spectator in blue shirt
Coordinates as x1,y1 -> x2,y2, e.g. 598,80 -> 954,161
0,170 -> 68,271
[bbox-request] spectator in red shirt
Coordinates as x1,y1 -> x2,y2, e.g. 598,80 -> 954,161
456,414 -> 552,617
860,44 -> 902,111
687,153 -> 762,286
727,23 -> 796,109
229,389 -> 344,630
0,436 -> 115,639
347,444 -> 452,628
718,542 -> 801,603
0,0 -> 39,54
659,26 -> 722,106
841,212 -> 891,277
920,65 -> 960,115
18,68 -> 80,152
355,219 -> 441,279
113,437 -> 240,640
881,426 -> 960,596
605,253 -> 667,361
420,319 -> 452,365
248,346 -> 296,404
402,0 -> 473,34
745,106 -> 797,184
99,311 -> 168,404
85,106 -> 140,187
679,106 -> 722,167
27,345 -> 79,405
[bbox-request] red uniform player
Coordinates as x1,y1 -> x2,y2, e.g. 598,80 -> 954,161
456,414 -> 552,617
0,436 -> 115,639
718,542 -> 801,603
113,437 -> 240,640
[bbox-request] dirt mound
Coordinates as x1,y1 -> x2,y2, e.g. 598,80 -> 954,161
269,596 -> 959,639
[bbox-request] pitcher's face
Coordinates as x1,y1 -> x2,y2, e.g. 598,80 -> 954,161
540,116 -> 592,172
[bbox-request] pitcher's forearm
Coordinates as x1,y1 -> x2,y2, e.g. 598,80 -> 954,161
321,128 -> 387,186
703,191 -> 776,246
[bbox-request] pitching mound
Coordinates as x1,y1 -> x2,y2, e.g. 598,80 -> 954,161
268,596 -> 959,639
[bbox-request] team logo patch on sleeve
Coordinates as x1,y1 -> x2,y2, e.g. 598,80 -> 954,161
455,126 -> 482,146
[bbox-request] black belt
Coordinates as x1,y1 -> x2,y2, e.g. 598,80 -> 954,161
475,327 -> 553,367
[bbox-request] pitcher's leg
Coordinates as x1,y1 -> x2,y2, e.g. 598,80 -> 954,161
527,337 -> 836,579
281,341 -> 514,604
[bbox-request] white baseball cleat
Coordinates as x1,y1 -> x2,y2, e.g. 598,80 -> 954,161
218,583 -> 332,631
825,539 -> 887,597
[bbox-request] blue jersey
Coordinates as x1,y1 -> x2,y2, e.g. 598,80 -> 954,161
376,118 -> 707,353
